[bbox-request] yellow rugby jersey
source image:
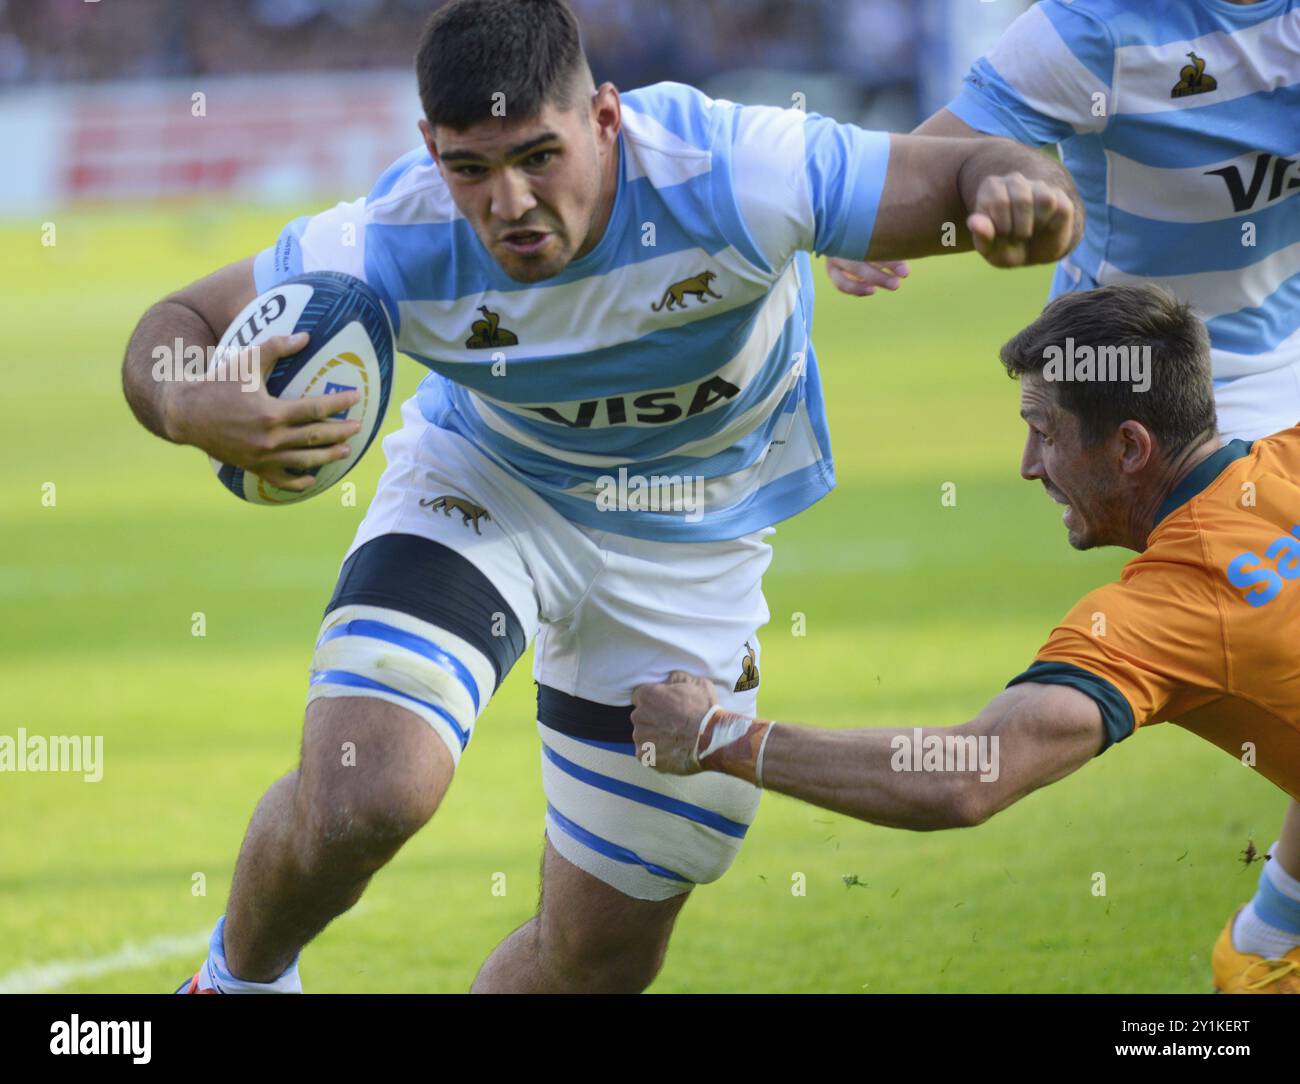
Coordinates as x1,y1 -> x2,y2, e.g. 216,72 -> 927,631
1007,428 -> 1300,800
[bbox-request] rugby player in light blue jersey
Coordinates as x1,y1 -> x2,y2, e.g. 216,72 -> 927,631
122,0 -> 1079,993
827,0 -> 1300,991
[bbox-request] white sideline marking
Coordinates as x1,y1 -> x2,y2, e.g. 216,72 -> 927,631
0,902 -> 370,993
0,929 -> 209,993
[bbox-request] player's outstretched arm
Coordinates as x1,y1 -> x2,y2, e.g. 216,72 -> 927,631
630,673 -> 1103,830
866,133 -> 1082,269
121,257 -> 362,492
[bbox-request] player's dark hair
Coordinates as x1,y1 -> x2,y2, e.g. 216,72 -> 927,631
999,284 -> 1218,454
416,0 -> 592,130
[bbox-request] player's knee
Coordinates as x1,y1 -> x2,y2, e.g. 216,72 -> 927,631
299,780 -> 438,873
539,915 -> 674,993
292,600 -> 502,869
294,750 -> 444,875
294,699 -> 455,875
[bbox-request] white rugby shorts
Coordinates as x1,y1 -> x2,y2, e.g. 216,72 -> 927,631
307,399 -> 772,900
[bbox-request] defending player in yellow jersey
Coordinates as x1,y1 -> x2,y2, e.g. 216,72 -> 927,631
1017,438 -> 1300,804
629,283 -> 1300,994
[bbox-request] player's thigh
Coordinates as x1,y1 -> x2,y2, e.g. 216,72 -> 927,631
533,527 -> 774,901
537,706 -> 760,900
300,401 -> 542,816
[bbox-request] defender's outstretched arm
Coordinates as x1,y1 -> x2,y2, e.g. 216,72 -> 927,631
630,674 -> 1104,830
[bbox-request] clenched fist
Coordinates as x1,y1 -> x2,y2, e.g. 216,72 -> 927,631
966,171 -> 1076,269
630,671 -> 717,775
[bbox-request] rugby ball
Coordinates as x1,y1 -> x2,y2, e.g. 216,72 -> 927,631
208,271 -> 394,505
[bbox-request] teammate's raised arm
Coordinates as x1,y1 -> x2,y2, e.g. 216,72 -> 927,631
630,673 -> 1103,830
121,256 -> 362,492
912,107 -> 985,140
824,110 -> 1025,293
866,133 -> 1083,268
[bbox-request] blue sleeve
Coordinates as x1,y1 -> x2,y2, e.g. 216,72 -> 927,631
724,99 -> 891,270
948,60 -> 1074,147
944,1 -> 1114,146
803,115 -> 890,260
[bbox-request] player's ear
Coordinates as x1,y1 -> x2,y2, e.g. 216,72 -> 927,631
418,119 -> 438,162
591,82 -> 621,147
1118,419 -> 1155,475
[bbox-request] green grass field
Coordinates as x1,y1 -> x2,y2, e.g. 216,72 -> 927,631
0,207 -> 1283,993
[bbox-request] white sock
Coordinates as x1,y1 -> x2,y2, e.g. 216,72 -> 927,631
1232,842 -> 1300,959
198,915 -> 303,993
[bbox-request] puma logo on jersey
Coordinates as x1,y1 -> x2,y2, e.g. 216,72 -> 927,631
734,641 -> 760,691
521,376 -> 741,428
651,271 -> 722,311
465,306 -> 518,349
1206,152 -> 1300,213
1226,525 -> 1300,608
1171,51 -> 1217,98
420,495 -> 492,534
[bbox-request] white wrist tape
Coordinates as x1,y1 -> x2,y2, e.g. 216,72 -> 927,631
754,722 -> 775,789
696,705 -> 772,786
693,704 -> 725,768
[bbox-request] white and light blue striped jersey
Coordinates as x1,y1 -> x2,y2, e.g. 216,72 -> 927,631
253,81 -> 888,542
948,0 -> 1300,380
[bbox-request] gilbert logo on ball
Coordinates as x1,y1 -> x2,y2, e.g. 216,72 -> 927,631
208,272 -> 395,505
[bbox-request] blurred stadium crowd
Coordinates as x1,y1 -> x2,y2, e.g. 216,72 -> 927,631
0,0 -> 918,94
